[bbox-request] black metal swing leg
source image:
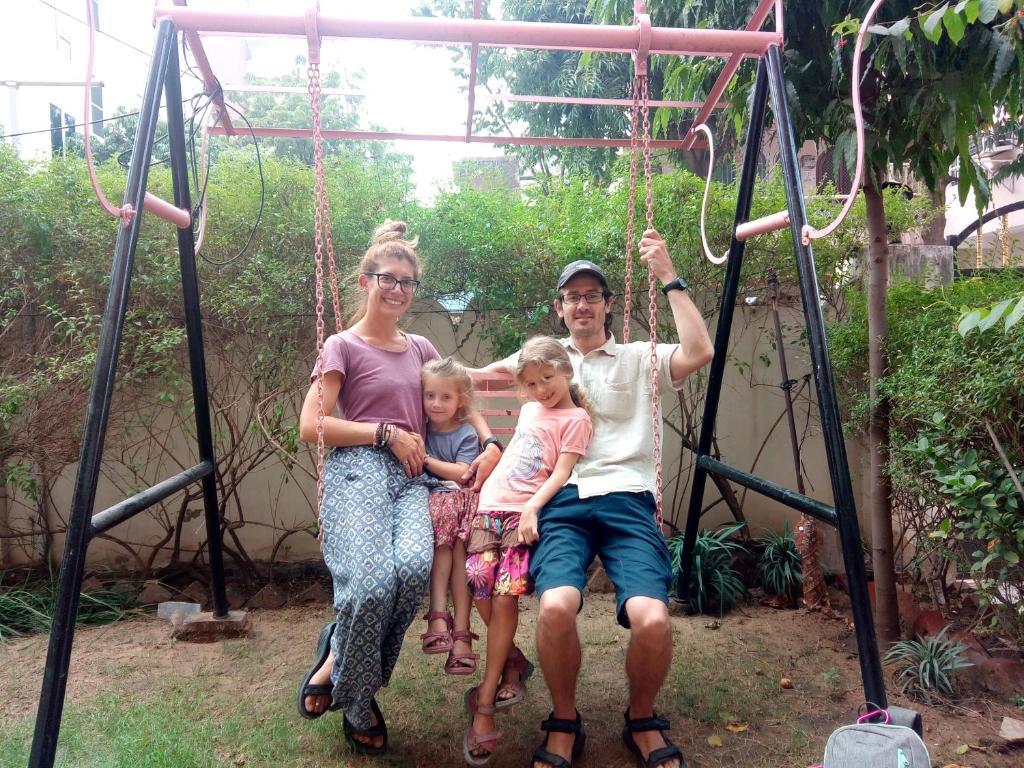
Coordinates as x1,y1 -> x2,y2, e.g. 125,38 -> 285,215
675,46 -> 889,713
28,20 -> 236,768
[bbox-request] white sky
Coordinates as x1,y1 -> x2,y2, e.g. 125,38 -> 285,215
214,0 -> 506,202
3,0 -> 506,201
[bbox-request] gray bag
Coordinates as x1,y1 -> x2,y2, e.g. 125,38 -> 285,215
823,722 -> 931,768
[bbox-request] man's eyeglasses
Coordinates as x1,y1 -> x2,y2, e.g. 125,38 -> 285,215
559,291 -> 608,306
364,272 -> 421,294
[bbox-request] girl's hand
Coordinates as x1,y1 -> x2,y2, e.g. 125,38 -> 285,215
517,506 -> 539,546
389,428 -> 426,478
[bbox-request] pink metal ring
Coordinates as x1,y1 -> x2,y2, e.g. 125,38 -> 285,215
633,12 -> 651,76
304,4 -> 321,66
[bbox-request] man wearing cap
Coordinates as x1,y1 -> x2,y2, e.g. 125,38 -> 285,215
466,228 -> 714,768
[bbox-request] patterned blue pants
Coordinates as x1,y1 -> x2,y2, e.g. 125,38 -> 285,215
320,446 -> 432,729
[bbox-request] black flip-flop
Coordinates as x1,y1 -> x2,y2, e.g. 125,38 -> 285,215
296,621 -> 338,720
343,697 -> 388,756
531,711 -> 586,768
622,708 -> 685,768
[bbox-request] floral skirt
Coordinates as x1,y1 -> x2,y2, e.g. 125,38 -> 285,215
465,509 -> 533,600
428,489 -> 478,548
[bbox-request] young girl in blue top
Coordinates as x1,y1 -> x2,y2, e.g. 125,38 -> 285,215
420,357 -> 482,675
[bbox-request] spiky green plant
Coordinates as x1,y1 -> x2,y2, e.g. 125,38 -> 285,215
756,522 -> 803,602
0,572 -> 139,641
668,523 -> 749,616
884,626 -> 973,702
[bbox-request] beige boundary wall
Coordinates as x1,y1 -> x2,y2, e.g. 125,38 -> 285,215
1,292 -> 867,573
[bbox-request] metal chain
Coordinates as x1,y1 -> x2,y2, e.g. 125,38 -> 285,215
308,61 -> 329,545
639,73 -> 663,527
624,76 -> 641,345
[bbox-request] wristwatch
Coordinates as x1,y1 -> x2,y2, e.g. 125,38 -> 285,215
661,276 -> 689,295
481,436 -> 503,453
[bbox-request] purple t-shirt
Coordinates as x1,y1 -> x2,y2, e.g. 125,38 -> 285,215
311,330 -> 439,437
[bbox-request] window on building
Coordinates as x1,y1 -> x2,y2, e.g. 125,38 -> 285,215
91,85 -> 104,136
50,104 -> 63,156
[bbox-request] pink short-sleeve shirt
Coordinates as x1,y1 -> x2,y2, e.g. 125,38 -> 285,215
311,330 -> 439,436
478,401 -> 593,513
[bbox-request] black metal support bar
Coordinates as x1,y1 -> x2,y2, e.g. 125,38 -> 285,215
163,39 -> 229,619
676,58 -> 770,601
947,199 -> 1024,249
29,21 -> 177,768
765,44 -> 886,708
696,457 -> 838,527
89,461 -> 214,537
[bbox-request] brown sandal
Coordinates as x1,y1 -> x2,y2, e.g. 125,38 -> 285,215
419,610 -> 453,654
444,629 -> 480,676
495,645 -> 535,709
463,686 -> 502,766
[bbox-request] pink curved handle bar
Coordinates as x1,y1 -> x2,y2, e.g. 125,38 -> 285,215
84,0 -> 191,229
697,0 -> 884,259
800,0 -> 886,245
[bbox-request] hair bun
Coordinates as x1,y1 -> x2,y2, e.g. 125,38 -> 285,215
372,220 -> 409,244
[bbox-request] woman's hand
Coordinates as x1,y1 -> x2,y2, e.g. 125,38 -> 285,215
517,505 -> 539,546
389,428 -> 426,478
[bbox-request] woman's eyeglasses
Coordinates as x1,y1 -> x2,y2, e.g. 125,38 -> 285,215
364,272 -> 421,293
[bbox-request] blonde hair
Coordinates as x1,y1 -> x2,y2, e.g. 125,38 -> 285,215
347,220 -> 422,326
421,357 -> 476,423
514,336 -> 592,415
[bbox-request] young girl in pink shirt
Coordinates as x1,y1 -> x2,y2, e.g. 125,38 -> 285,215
462,336 -> 593,766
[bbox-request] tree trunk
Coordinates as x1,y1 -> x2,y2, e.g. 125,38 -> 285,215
0,482 -> 9,568
923,177 -> 949,246
864,177 -> 901,645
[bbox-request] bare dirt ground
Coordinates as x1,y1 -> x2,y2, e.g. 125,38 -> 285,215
3,591 -> 1021,767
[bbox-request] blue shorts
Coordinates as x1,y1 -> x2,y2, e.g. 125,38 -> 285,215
528,486 -> 672,628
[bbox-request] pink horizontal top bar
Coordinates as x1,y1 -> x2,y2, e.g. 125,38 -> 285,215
155,9 -> 781,57
208,125 -> 707,149
493,94 -> 725,110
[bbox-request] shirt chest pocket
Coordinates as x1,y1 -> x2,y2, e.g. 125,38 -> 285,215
593,378 -> 635,420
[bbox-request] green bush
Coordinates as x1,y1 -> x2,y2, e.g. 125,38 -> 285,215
757,522 -> 803,602
669,523 -> 749,616
883,626 -> 973,702
830,272 -> 1024,640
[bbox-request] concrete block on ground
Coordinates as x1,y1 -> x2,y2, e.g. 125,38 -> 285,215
171,610 -> 251,642
999,716 -> 1024,744
157,601 -> 201,622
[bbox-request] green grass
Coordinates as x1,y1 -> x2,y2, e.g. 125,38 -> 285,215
0,681 -> 354,768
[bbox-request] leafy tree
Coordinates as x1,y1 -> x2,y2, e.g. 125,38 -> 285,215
580,0 -> 1020,644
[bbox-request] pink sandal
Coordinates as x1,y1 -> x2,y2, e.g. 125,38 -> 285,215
444,629 -> 480,676
495,645 -> 535,709
463,686 -> 502,766
419,610 -> 453,655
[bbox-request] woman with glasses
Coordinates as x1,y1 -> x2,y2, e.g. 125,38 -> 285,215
294,220 -> 438,755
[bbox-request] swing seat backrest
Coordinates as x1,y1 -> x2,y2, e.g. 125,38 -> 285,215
472,370 -> 520,438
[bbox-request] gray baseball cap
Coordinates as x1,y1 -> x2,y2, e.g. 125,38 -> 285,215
556,259 -> 609,291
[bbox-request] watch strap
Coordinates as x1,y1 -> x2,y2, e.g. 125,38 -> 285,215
661,276 -> 689,294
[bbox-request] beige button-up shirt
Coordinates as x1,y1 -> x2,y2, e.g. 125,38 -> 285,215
499,334 -> 684,499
